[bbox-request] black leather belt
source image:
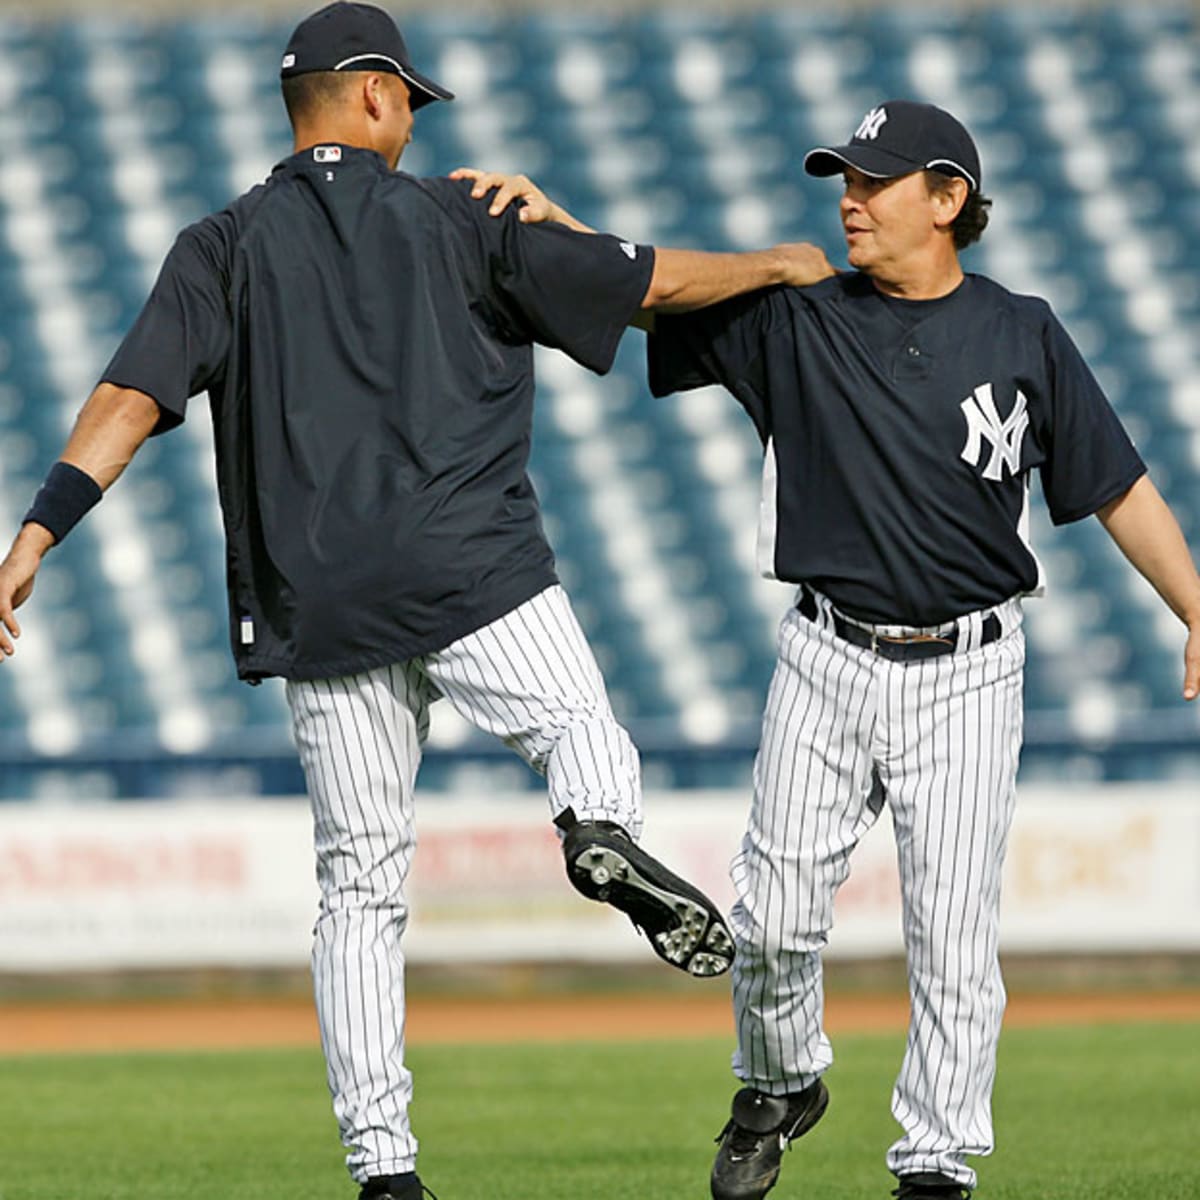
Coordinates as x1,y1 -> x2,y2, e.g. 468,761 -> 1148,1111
797,586 -> 1001,663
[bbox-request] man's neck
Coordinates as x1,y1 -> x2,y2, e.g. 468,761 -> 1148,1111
295,131 -> 357,154
292,118 -> 379,162
869,252 -> 964,301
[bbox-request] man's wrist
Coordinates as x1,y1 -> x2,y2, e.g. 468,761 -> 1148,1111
764,247 -> 788,286
14,521 -> 55,558
1181,587 -> 1200,629
23,461 -> 103,545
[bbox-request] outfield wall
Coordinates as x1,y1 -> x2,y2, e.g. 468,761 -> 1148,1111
1,784 -> 1197,972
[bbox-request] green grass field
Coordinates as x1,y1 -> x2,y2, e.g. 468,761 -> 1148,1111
0,1021 -> 1195,1199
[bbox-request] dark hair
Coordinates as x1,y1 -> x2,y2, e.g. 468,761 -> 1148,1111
281,71 -> 356,126
924,170 -> 992,250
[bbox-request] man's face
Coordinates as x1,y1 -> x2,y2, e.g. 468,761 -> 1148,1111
839,167 -> 945,279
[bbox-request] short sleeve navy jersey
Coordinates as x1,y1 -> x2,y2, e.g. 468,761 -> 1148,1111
648,271 -> 1145,626
103,145 -> 653,680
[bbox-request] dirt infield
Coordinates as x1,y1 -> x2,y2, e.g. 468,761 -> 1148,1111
2,989 -> 1198,1056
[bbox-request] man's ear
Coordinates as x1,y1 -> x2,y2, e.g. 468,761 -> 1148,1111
933,177 -> 969,230
361,73 -> 386,121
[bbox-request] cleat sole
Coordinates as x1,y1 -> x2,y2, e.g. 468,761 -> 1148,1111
567,843 -> 733,976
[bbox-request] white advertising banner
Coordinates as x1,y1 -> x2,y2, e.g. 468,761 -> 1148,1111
0,785 -> 1197,970
0,802 -> 316,969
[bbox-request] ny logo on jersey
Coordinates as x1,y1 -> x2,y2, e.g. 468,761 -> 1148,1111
855,106 -> 888,141
960,383 -> 1030,481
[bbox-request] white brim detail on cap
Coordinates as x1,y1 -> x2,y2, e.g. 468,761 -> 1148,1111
398,67 -> 450,104
332,52 -> 450,104
334,51 -> 404,73
923,157 -> 978,192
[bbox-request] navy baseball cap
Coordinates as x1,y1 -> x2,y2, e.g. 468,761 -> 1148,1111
281,2 -> 454,111
804,100 -> 981,193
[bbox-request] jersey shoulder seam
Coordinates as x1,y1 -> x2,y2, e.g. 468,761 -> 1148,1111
177,177 -> 277,293
969,274 -> 1055,335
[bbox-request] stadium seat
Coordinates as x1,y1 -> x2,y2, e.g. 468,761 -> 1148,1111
1,6 -> 1198,788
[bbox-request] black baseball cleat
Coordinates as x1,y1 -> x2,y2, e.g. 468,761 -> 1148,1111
556,808 -> 734,977
892,1172 -> 972,1199
358,1174 -> 437,1200
710,1080 -> 829,1200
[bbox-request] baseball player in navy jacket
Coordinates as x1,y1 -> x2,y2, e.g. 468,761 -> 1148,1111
0,6 -> 841,1198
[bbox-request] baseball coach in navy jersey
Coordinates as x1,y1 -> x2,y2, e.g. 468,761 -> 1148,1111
474,97 -> 1200,1200
648,102 -> 1200,1200
0,5 -> 841,1198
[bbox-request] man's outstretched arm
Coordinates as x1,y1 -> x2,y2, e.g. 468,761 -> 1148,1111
0,383 -> 160,661
451,167 -> 837,321
639,243 -> 836,313
1097,474 -> 1200,701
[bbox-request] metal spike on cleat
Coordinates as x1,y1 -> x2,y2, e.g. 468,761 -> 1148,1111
707,923 -> 734,954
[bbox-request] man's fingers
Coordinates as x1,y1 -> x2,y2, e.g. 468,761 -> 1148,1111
452,170 -> 550,217
0,608 -> 18,658
449,167 -> 501,200
489,177 -> 526,215
772,241 -> 837,288
1183,628 -> 1200,701
476,175 -> 509,201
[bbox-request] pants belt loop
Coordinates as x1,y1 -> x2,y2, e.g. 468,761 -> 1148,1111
961,610 -> 981,654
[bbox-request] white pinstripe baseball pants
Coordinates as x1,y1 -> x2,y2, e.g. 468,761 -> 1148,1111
285,585 -> 642,1183
730,591 -> 1025,1189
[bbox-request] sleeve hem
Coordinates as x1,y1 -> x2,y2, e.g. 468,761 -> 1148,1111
1049,462 -> 1148,526
577,245 -> 655,376
98,376 -> 186,436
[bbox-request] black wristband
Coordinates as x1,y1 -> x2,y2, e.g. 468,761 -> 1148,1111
23,461 -> 103,544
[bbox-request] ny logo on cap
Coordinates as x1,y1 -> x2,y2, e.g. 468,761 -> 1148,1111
855,106 -> 888,141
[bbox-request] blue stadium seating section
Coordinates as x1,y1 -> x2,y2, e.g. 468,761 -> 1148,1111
1,5 -> 1199,792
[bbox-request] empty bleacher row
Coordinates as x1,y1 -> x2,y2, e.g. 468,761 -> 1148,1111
1,5 -> 1198,792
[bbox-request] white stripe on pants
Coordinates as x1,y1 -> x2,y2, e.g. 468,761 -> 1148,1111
286,585 -> 642,1183
730,597 -> 1024,1188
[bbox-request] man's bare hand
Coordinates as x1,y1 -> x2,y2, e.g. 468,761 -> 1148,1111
450,167 -> 556,221
0,524 -> 52,661
771,242 -> 839,288
1184,623 -> 1199,701
451,167 -> 595,233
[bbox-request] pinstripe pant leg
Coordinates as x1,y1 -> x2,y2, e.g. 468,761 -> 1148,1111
286,661 -> 433,1184
424,585 -> 643,838
731,607 -> 881,1094
882,629 -> 1025,1187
